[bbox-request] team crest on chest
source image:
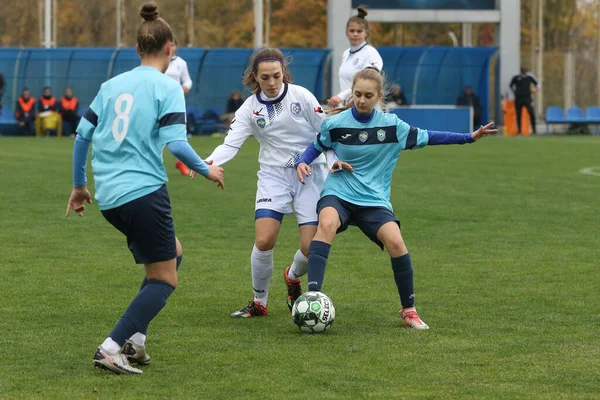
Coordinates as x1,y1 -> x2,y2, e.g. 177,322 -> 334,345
256,117 -> 266,129
377,129 -> 386,142
358,130 -> 368,143
290,102 -> 302,116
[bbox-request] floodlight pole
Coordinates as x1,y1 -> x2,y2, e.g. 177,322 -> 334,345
254,0 -> 264,48
265,0 -> 271,47
116,0 -> 121,47
44,0 -> 51,48
186,0 -> 195,47
597,0 -> 600,107
536,0 -> 544,119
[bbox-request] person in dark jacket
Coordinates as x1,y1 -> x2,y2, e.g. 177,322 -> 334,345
385,84 -> 408,109
510,67 -> 538,134
456,85 -> 481,128
15,88 -> 36,136
221,90 -> 244,127
0,72 -> 5,117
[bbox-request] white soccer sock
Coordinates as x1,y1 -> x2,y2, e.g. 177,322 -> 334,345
101,337 -> 121,354
129,332 -> 146,347
251,244 -> 274,306
289,249 -> 308,280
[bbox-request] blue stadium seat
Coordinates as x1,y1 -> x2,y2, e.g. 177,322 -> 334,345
586,106 -> 600,135
565,106 -> 585,122
0,108 -> 19,135
545,106 -> 565,123
545,106 -> 566,135
585,106 -> 600,123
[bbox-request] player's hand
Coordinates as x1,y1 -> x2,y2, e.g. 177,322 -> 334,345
330,160 -> 354,174
296,162 -> 311,184
189,160 -> 213,179
206,164 -> 224,190
471,122 -> 497,141
65,186 -> 92,217
327,96 -> 342,108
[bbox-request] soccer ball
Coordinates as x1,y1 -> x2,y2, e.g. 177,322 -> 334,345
291,291 -> 335,333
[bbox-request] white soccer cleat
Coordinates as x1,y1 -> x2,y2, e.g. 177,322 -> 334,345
400,307 -> 429,330
93,346 -> 143,375
122,340 -> 152,365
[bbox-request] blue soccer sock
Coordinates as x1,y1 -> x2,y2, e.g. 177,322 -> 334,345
307,241 -> 331,292
109,279 -> 175,346
139,255 -> 182,292
391,254 -> 415,309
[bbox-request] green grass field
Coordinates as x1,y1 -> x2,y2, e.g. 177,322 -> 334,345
1,135 -> 599,399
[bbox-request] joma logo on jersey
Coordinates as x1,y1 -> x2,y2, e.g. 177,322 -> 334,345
257,198 -> 272,203
359,131 -> 368,143
314,106 -> 324,114
256,118 -> 266,129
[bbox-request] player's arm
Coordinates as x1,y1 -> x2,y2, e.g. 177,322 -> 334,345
159,85 -> 224,188
181,60 -> 192,95
66,93 -> 101,217
509,76 -> 517,93
205,104 -> 253,165
396,117 -> 495,149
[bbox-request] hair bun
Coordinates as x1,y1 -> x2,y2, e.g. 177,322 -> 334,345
356,5 -> 368,18
140,2 -> 159,21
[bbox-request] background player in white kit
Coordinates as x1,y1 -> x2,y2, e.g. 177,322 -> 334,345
327,5 -> 383,108
197,47 -> 328,317
165,37 -> 194,176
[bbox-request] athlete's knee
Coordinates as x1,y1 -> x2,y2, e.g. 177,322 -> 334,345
317,217 -> 338,237
383,235 -> 407,257
255,236 -> 276,251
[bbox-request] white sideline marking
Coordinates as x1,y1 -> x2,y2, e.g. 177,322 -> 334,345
579,167 -> 600,177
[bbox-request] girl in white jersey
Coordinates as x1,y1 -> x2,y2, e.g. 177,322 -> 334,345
327,5 -> 383,109
200,48 -> 328,318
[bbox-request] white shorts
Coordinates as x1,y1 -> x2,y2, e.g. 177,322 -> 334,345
255,164 -> 328,225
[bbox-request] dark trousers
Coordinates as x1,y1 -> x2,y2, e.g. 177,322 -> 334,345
515,98 -> 536,134
18,115 -> 36,136
62,111 -> 80,135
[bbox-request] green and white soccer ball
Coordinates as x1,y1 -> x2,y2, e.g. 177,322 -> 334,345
292,291 -> 335,333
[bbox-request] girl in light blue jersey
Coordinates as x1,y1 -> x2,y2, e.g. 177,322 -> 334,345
65,1 -> 224,375
297,69 -> 496,329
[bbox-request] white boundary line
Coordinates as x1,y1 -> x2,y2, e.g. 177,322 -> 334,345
579,167 -> 600,177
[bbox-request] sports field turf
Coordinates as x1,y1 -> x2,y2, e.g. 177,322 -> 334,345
1,135 -> 599,399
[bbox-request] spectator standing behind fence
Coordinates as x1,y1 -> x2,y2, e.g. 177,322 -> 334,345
165,38 -> 193,175
327,5 -> 383,109
221,90 -> 244,128
60,87 -> 80,136
15,88 -> 36,136
510,67 -> 538,135
0,72 -> 5,116
456,85 -> 481,128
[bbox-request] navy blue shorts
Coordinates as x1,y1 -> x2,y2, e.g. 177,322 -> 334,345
101,185 -> 177,264
317,195 -> 400,250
